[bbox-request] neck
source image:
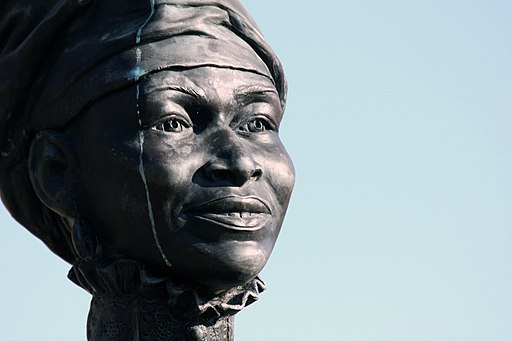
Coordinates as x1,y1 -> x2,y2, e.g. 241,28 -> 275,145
87,294 -> 234,341
69,258 -> 265,341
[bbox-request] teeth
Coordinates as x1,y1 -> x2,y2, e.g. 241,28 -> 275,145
213,212 -> 260,218
215,212 -> 258,218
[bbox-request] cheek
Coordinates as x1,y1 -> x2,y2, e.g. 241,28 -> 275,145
259,143 -> 295,207
80,137 -> 142,204
141,135 -> 203,218
142,135 -> 199,186
76,136 -> 155,249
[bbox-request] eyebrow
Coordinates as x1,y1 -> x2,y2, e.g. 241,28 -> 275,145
234,85 -> 279,103
151,84 -> 278,104
155,85 -> 205,100
235,85 -> 278,96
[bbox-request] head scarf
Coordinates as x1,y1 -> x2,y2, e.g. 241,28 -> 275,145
0,0 -> 286,263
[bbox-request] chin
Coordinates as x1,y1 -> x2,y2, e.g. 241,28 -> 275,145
172,240 -> 270,293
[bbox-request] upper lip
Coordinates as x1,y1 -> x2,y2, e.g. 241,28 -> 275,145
185,196 -> 271,214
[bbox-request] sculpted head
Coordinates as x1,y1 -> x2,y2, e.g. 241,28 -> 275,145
0,0 -> 294,293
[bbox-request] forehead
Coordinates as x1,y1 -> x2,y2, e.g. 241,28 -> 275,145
74,67 -> 282,129
141,67 -> 278,103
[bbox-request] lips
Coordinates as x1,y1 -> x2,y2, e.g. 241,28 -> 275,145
184,196 -> 271,231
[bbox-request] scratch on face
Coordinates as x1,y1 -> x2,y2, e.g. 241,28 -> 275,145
135,0 -> 172,268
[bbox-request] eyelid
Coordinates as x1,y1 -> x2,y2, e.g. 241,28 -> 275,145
151,112 -> 193,129
240,101 -> 280,130
237,114 -> 278,133
254,114 -> 277,130
258,114 -> 279,131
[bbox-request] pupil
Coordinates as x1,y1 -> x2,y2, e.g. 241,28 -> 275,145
163,119 -> 181,132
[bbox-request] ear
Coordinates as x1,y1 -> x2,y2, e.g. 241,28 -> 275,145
29,129 -> 78,218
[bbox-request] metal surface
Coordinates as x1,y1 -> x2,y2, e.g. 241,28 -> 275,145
0,0 -> 293,339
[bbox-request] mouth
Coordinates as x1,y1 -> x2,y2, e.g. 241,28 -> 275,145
184,196 -> 271,231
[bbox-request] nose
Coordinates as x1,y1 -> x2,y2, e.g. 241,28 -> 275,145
203,130 -> 262,186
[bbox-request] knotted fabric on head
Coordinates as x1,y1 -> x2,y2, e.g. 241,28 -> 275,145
0,0 -> 286,263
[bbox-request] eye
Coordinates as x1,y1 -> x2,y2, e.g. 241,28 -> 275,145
238,117 -> 273,133
152,117 -> 190,132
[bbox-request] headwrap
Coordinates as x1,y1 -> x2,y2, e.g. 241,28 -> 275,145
0,0 -> 286,263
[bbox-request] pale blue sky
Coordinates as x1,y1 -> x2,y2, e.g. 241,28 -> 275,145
1,1 -> 511,340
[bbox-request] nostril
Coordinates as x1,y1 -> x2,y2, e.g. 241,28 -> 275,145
252,168 -> 262,179
204,161 -> 236,184
203,158 -> 262,186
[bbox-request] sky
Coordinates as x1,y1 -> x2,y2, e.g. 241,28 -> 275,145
1,0 -> 512,340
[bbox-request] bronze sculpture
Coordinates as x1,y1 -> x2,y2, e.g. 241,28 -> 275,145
0,0 -> 294,340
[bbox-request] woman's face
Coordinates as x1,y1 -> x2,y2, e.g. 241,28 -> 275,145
69,67 -> 294,292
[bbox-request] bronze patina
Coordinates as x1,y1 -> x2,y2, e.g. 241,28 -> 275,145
0,1 -> 294,340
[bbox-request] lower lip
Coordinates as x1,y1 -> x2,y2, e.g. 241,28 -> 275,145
187,212 -> 271,231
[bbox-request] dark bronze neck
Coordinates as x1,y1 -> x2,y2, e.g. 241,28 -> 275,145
69,258 -> 264,341
87,294 -> 234,341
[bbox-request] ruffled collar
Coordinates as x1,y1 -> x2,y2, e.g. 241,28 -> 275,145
68,258 -> 266,323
